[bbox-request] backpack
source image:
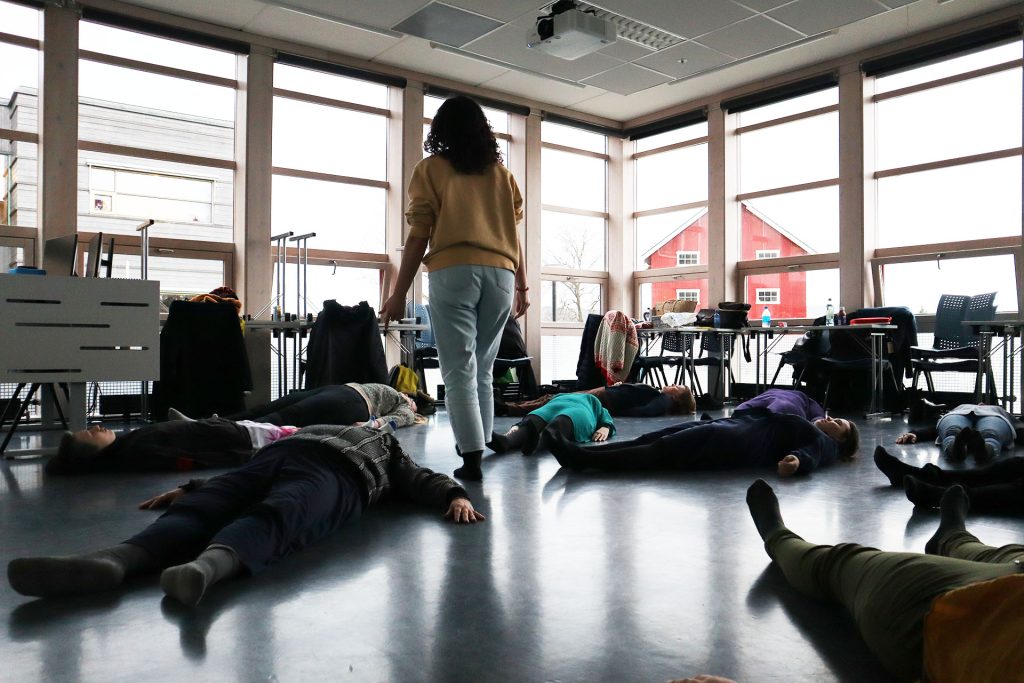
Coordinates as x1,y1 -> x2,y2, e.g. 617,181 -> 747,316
388,363 -> 419,394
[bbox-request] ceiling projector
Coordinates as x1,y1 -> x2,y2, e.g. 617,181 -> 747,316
527,1 -> 616,60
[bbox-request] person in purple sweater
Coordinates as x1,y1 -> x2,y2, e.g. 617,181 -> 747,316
548,388 -> 857,476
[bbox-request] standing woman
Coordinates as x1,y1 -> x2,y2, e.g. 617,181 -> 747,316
381,96 -> 528,481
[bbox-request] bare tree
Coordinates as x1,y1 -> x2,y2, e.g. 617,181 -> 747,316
548,227 -> 600,322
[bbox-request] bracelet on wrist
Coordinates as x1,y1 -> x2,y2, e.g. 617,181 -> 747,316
516,286 -> 529,292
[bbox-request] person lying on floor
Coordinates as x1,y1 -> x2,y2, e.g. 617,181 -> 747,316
732,387 -> 825,421
47,383 -> 430,475
875,445 -> 1024,513
546,404 -> 858,475
488,393 -> 615,455
496,382 -> 695,418
894,403 -> 1023,463
746,480 -> 1024,682
9,424 -> 483,607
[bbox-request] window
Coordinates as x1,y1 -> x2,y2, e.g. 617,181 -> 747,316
0,0 -> 40,229
735,86 -> 839,317
88,165 -> 214,224
541,279 -> 602,323
675,289 -> 699,302
272,61 -> 391,312
875,42 -> 1022,249
743,268 -> 839,319
633,119 -> 708,271
756,288 -> 780,304
676,251 -> 699,266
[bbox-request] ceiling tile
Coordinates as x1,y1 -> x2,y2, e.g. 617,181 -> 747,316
392,3 -> 502,47
582,63 -> 672,95
478,70 -> 604,108
635,41 -> 732,78
246,6 -> 399,60
599,39 -> 656,62
374,37 -> 508,85
769,0 -> 887,35
698,15 -> 804,58
594,0 -> 755,39
443,0 -> 545,22
265,0 -> 428,32
733,0 -> 797,11
126,0 -> 266,28
465,16 -> 624,82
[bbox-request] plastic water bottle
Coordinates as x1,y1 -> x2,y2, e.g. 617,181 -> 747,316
713,310 -> 721,328
825,298 -> 835,326
761,306 -> 771,327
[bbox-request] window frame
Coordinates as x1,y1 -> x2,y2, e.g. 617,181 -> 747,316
755,287 -> 780,304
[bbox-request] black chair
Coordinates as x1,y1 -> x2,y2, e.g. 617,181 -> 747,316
815,325 -> 901,413
770,316 -> 828,387
911,293 -> 997,402
494,316 -> 536,400
685,331 -> 736,397
660,330 -> 697,387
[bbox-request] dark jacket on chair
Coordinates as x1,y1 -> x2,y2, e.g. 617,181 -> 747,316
152,300 -> 252,421
575,313 -> 606,390
305,300 -> 388,388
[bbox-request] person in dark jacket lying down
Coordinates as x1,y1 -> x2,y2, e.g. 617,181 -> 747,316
9,425 -> 482,607
547,407 -> 858,476
46,383 -> 429,475
496,382 -> 696,418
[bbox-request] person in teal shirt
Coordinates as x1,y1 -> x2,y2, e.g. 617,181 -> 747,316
488,393 -> 614,455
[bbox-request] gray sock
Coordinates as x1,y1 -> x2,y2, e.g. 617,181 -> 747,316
160,545 -> 241,607
7,543 -> 156,597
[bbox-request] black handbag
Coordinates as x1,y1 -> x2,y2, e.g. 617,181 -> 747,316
716,301 -> 751,329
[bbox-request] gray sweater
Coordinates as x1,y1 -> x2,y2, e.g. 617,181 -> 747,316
348,383 -> 417,428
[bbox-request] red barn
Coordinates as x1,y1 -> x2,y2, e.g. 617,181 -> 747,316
644,205 -> 811,319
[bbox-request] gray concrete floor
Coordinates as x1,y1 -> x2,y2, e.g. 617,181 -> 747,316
3,408 -> 1024,682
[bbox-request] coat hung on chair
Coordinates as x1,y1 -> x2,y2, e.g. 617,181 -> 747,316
305,300 -> 388,388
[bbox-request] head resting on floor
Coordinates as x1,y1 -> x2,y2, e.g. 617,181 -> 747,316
58,424 -> 117,460
662,385 -> 696,414
814,416 -> 859,460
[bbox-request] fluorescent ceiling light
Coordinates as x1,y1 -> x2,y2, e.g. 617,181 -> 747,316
274,2 -> 404,39
429,42 -> 586,89
670,31 -> 836,86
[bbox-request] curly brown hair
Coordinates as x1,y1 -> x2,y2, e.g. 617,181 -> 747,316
424,95 -> 502,174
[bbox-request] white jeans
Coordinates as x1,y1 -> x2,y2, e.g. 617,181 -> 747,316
428,265 -> 514,453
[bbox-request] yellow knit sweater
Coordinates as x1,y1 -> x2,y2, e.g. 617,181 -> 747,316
405,155 -> 523,272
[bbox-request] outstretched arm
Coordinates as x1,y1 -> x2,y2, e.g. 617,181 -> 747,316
444,497 -> 486,524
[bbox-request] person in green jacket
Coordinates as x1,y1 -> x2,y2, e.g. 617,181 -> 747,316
488,393 -> 614,455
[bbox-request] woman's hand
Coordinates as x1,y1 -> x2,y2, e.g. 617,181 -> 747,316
380,293 -> 407,330
513,289 -> 530,319
138,487 -> 185,510
591,427 -> 610,442
895,432 -> 917,444
445,497 -> 486,524
777,454 -> 800,477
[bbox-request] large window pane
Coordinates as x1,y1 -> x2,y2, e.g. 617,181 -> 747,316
635,143 -> 707,211
877,70 -> 1021,169
273,98 -> 386,180
542,121 -> 605,153
0,0 -> 39,39
634,122 -> 708,153
877,157 -> 1021,248
102,252 -> 225,299
636,207 -> 707,271
742,186 -> 838,256
2,141 -> 36,227
541,334 -> 583,384
80,22 -> 236,78
541,280 -> 601,323
541,210 -> 605,270
271,175 -> 385,253
750,268 -> 841,319
275,64 -> 388,109
541,147 -> 605,211
881,256 -> 1017,314
739,112 -> 837,192
0,43 -> 38,121
737,89 -> 837,127
640,279 -> 709,319
272,262 -> 383,315
876,42 -> 1022,93
78,62 -> 235,158
78,152 -> 233,242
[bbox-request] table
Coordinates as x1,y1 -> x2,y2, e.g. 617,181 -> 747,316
746,323 -> 896,418
962,320 -> 1024,411
246,319 -> 428,398
0,274 -> 160,455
